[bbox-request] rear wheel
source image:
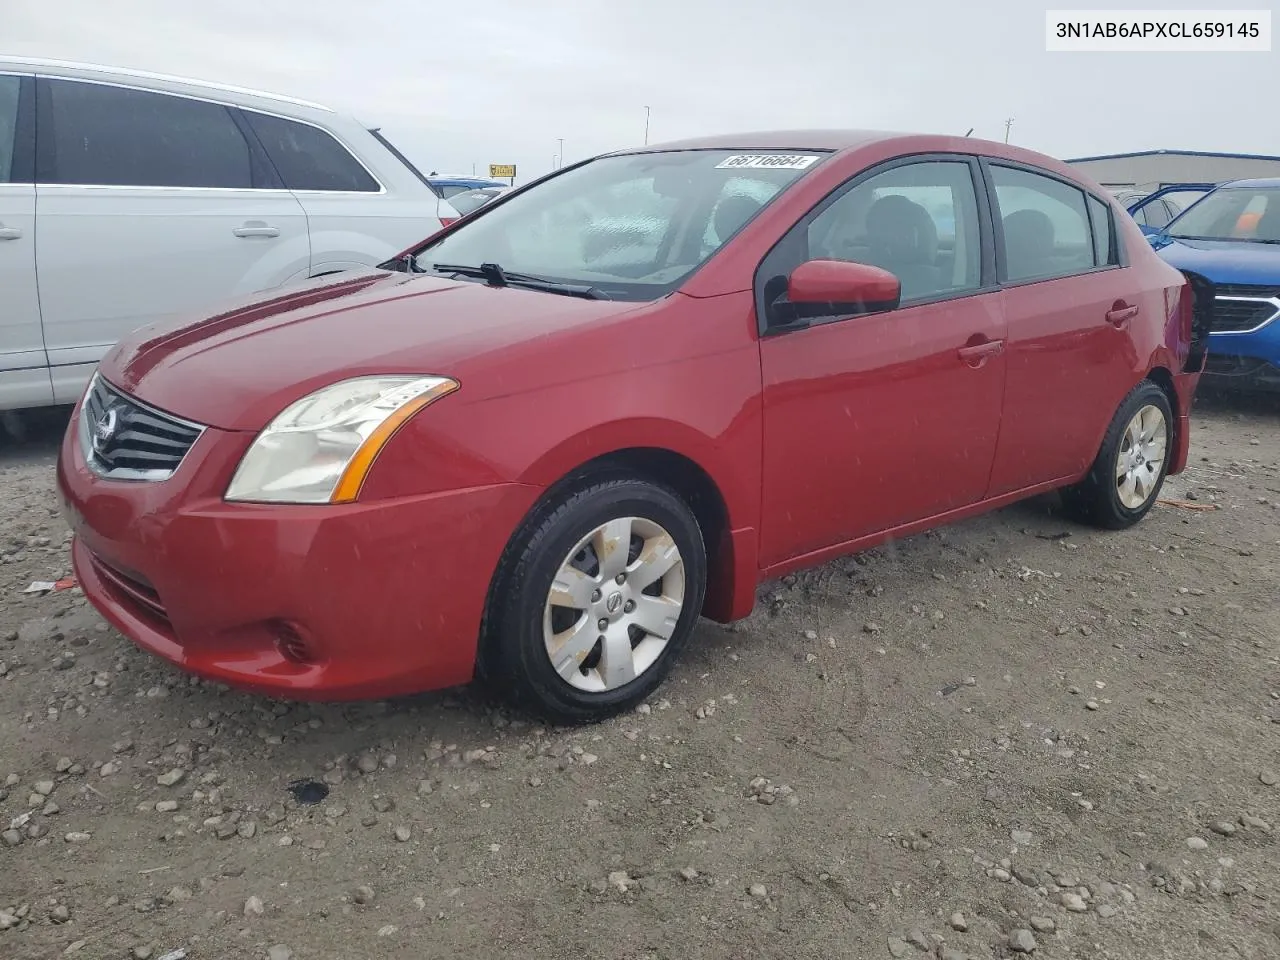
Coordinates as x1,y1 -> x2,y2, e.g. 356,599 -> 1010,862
481,477 -> 706,723
1061,381 -> 1172,530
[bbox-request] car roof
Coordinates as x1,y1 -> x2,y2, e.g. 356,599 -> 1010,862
1217,177 -> 1280,189
617,129 -> 1082,170
0,55 -> 333,112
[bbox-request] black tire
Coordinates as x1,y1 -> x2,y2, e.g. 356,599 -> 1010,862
480,477 -> 707,724
1060,381 -> 1173,530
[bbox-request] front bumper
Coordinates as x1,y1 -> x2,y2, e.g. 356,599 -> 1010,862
57,404 -> 539,700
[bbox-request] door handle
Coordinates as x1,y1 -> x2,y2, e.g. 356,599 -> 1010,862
232,223 -> 281,239
957,339 -> 1005,366
0,226 -> 21,241
1106,301 -> 1139,327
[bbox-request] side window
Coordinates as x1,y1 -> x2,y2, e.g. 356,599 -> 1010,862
990,165 -> 1096,282
803,159 -> 982,302
1087,195 -> 1115,267
1143,199 -> 1172,229
0,76 -> 20,183
243,112 -> 379,192
41,79 -> 255,188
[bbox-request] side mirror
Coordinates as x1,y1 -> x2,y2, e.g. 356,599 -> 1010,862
786,259 -> 901,314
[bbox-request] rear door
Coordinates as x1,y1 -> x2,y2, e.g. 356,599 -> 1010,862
240,110 -> 439,272
34,76 -> 310,402
983,161 -> 1139,496
0,72 -> 52,408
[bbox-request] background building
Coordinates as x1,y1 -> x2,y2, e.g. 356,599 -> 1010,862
1066,149 -> 1280,193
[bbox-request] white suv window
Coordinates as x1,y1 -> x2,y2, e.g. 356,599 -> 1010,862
41,78 -> 260,188
0,75 -> 20,183
243,111 -> 380,193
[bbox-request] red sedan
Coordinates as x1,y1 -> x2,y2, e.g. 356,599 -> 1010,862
57,131 -> 1208,722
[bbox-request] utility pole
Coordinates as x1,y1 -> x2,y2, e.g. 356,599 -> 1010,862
557,138 -> 564,169
644,106 -> 651,145
1004,118 -> 1014,143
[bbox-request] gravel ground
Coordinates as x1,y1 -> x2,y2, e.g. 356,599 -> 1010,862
1,393 -> 1277,960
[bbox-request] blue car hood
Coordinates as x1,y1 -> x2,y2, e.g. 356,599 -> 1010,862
1153,236 -> 1280,284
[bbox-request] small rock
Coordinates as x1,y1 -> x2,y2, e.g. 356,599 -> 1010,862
50,904 -> 70,923
3,829 -> 22,847
165,885 -> 192,902
748,883 -> 768,899
267,947 -> 293,960
132,948 -> 153,960
377,925 -> 397,937
1260,770 -> 1278,787
1096,903 -> 1118,918
679,867 -> 699,881
353,884 -> 376,905
1241,815 -> 1272,832
371,796 -> 394,813
156,768 -> 186,788
244,895 -> 265,916
394,826 -> 411,843
64,831 -> 91,843
607,871 -> 632,893
156,800 -> 179,813
1085,700 -> 1099,711
356,754 -> 379,774
887,937 -> 911,958
580,753 -> 598,766
33,780 -> 55,796
99,763 -> 118,778
988,868 -> 1012,882
55,757 -> 73,773
1060,892 -> 1088,912
238,821 -> 257,839
906,929 -> 929,950
940,950 -> 967,960
1029,916 -> 1056,933
1186,836 -> 1209,850
1208,820 -> 1237,837
1009,929 -> 1038,953
949,911 -> 968,931
1011,829 -> 1033,845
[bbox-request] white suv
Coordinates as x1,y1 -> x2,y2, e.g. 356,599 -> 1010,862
0,57 -> 459,411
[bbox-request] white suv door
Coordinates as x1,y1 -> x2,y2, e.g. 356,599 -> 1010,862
34,77 -> 310,402
0,72 -> 52,409
240,110 -> 444,272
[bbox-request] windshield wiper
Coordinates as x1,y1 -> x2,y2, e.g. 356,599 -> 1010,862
1168,234 -> 1280,245
431,262 -> 610,299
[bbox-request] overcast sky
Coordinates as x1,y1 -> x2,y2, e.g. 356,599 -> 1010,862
5,0 -> 1275,183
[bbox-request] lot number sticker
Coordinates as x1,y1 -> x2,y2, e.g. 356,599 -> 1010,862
715,154 -> 820,170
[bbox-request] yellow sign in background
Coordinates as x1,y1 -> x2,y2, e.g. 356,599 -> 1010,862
489,164 -> 516,178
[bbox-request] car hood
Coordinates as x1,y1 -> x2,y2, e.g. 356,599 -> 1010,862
1152,236 -> 1280,284
102,268 -> 645,431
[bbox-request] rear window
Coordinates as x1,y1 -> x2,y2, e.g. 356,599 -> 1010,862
243,111 -> 379,192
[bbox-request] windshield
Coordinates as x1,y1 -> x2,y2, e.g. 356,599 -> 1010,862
1168,185 -> 1280,242
413,149 -> 826,300
449,188 -> 506,216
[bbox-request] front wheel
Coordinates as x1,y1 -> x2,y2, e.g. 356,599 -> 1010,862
1060,381 -> 1173,530
481,477 -> 707,723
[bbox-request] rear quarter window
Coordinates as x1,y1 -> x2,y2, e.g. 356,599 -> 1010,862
243,111 -> 380,193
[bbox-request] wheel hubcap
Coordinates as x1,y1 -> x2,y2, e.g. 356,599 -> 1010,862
543,516 -> 685,693
1115,403 -> 1168,510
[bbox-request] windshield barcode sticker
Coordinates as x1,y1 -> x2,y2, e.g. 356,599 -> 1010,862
715,154 -> 820,170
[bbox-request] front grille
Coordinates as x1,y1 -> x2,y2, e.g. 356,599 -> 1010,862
81,376 -> 204,481
90,553 -> 170,625
1212,298 -> 1279,333
1214,283 -> 1280,299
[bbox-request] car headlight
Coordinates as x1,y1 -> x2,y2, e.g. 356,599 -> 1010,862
225,375 -> 459,504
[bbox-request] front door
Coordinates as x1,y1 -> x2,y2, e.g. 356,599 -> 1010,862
33,76 -> 310,402
0,73 -> 51,408
757,156 -> 1006,568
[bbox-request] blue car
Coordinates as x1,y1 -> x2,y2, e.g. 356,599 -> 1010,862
1136,179 -> 1280,392
428,175 -> 509,199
